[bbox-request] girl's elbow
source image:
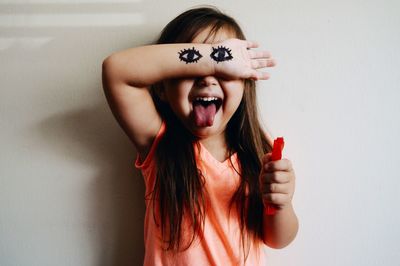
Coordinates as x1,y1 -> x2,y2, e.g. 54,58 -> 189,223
263,227 -> 299,249
264,240 -> 291,249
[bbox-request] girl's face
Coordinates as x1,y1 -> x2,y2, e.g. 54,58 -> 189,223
163,27 -> 244,139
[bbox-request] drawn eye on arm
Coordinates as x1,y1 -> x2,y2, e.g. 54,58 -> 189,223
210,46 -> 233,63
178,47 -> 203,64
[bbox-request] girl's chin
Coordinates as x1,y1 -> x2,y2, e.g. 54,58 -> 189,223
189,123 -> 225,138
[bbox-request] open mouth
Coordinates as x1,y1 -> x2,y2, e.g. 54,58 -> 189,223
192,96 -> 223,127
193,96 -> 222,110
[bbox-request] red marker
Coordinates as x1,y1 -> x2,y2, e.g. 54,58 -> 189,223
265,137 -> 285,215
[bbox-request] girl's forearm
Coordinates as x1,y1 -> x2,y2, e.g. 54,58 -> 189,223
263,203 -> 299,249
103,43 -> 215,87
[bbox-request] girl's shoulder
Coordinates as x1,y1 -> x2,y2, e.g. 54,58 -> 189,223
135,120 -> 166,169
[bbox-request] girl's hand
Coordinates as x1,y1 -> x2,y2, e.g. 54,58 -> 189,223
212,38 -> 275,80
259,153 -> 296,210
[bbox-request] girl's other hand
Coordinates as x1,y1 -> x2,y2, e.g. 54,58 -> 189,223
212,38 -> 276,80
259,153 -> 296,210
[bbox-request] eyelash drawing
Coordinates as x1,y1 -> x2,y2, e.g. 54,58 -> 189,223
210,46 -> 233,63
178,47 -> 203,64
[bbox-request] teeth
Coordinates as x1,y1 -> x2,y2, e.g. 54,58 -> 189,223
195,96 -> 219,102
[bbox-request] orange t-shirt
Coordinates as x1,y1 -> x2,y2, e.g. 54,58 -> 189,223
135,121 -> 267,266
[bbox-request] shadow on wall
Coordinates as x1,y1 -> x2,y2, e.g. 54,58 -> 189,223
2,0 -> 222,263
0,0 -> 174,265
33,104 -> 145,266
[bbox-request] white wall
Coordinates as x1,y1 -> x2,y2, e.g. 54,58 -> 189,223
1,0 -> 399,265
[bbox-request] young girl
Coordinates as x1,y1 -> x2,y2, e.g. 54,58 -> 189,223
102,6 -> 298,266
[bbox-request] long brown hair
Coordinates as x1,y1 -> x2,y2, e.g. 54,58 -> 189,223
148,6 -> 272,261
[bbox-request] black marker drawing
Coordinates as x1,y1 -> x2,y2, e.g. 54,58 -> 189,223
178,47 -> 203,64
210,46 -> 233,63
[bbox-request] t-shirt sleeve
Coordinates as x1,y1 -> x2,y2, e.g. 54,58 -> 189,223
134,121 -> 166,171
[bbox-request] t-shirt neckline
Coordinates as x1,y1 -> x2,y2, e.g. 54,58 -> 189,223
197,141 -> 238,167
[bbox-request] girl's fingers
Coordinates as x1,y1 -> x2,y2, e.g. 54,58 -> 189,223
250,60 -> 261,69
251,59 -> 276,69
248,70 -> 260,80
262,153 -> 272,164
248,50 -> 272,59
267,58 -> 277,67
246,40 -> 259,48
263,193 -> 288,205
262,171 -> 290,184
248,70 -> 269,81
257,72 -> 270,80
262,182 -> 290,194
263,159 -> 293,173
251,59 -> 265,69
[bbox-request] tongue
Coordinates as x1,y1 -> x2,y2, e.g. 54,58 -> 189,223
193,103 -> 217,127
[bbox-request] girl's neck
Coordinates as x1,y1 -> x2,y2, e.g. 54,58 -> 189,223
199,133 -> 230,163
